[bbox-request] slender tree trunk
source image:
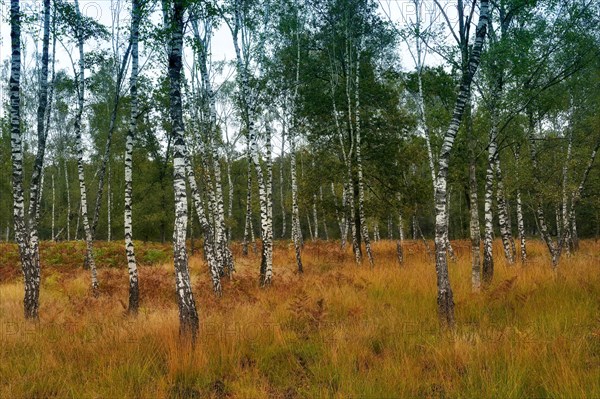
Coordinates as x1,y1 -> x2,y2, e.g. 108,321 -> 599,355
571,203 -> 579,251
562,130 -> 573,254
529,137 -> 560,266
242,142 -> 252,256
166,0 -> 199,341
227,155 -> 234,241
107,171 -> 112,241
514,147 -> 527,262
230,2 -> 273,286
73,0 -> 98,293
259,122 -> 274,286
433,0 -> 489,327
10,0 -> 40,319
354,49 -> 373,267
341,184 -> 349,247
24,0 -> 52,304
396,212 -> 404,264
417,67 -> 455,261
124,0 -> 141,313
51,173 -> 55,240
312,192 -> 319,241
482,131 -> 496,285
445,188 -> 456,261
469,163 -> 481,291
185,155 -> 221,295
280,129 -> 287,238
91,45 -> 131,241
192,18 -> 234,276
65,160 -> 71,241
466,99 -> 481,290
412,214 -> 417,240
290,130 -> 303,273
495,157 -> 515,264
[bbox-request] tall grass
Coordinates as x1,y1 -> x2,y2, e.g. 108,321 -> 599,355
1,239 -> 599,398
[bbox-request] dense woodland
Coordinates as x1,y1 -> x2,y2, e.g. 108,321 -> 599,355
2,0 -> 600,338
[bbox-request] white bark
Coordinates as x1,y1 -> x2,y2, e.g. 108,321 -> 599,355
73,0 -> 98,293
495,157 -> 515,264
10,0 -> 41,319
290,130 -> 303,273
514,147 -> 527,262
561,129 -> 573,254
230,11 -> 273,285
125,0 -> 140,313
165,0 -> 200,340
433,0 -> 489,327
397,212 -> 404,264
191,15 -> 234,276
65,160 -> 71,241
482,129 -> 496,285
354,47 -> 374,266
279,128 -> 287,238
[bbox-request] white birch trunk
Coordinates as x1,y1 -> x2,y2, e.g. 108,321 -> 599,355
124,0 -> 140,313
290,130 -> 303,273
482,130 -> 496,285
242,146 -> 253,256
280,129 -> 287,238
514,148 -> 527,262
185,156 -> 221,295
65,160 -> 71,241
354,49 -> 373,266
433,0 -> 489,327
227,155 -> 233,241
261,123 -> 274,285
166,0 -> 199,340
192,17 -> 234,276
73,0 -> 98,293
469,163 -> 481,291
495,157 -> 515,264
107,171 -> 111,242
397,212 -> 404,264
561,130 -> 572,254
10,0 -> 41,319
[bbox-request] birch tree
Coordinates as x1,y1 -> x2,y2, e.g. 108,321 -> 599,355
225,0 -> 274,286
190,9 -> 235,276
10,0 -> 37,319
431,0 -> 489,327
124,0 -> 141,314
56,0 -> 108,292
164,0 -> 200,340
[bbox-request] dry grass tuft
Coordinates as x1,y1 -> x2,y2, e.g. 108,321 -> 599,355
1,239 -> 599,398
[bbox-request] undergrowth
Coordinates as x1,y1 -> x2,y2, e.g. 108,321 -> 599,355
1,239 -> 599,398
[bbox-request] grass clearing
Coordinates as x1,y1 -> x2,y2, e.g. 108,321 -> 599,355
1,239 -> 599,398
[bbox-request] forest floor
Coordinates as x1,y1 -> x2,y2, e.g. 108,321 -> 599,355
1,239 -> 599,398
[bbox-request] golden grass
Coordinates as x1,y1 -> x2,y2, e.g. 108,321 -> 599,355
1,239 -> 599,398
